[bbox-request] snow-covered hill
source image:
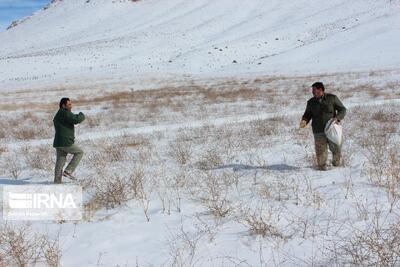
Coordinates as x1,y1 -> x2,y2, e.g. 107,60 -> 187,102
1,1 -> 400,266
0,0 -> 399,90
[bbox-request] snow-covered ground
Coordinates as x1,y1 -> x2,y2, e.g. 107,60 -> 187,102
1,72 -> 399,266
0,0 -> 400,266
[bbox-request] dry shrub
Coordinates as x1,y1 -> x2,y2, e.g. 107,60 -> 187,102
87,140 -> 128,168
131,168 -> 152,222
371,110 -> 399,123
238,203 -> 286,239
196,149 -> 223,170
22,145 -> 54,171
251,118 -> 276,137
331,220 -> 400,266
0,224 -> 62,267
250,116 -> 290,142
153,166 -> 189,215
190,171 -> 234,218
166,223 -> 203,267
88,173 -> 134,210
85,167 -> 152,220
76,87 -> 194,111
3,151 -> 23,179
244,213 -> 283,239
42,236 -> 62,267
366,145 -> 400,212
258,177 -> 300,203
14,128 -> 37,140
169,139 -> 192,166
101,142 -> 127,162
169,172 -> 187,213
7,112 -> 52,140
135,142 -> 155,164
126,168 -> 145,198
361,126 -> 398,185
349,105 -> 400,210
351,84 -> 382,98
123,134 -> 148,148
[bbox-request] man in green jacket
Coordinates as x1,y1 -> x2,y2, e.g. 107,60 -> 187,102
53,98 -> 85,183
300,82 -> 346,170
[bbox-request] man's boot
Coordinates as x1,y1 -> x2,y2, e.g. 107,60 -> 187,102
317,165 -> 327,171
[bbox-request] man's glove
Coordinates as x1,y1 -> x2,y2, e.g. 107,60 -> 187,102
299,120 -> 307,129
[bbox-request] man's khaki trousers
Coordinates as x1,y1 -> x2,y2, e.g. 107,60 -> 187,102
54,145 -> 83,183
313,133 -> 341,169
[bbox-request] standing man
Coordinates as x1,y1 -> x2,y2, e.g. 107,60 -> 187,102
300,82 -> 346,170
53,98 -> 85,183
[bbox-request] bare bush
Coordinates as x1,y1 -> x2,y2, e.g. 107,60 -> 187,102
22,145 -> 54,171
250,116 -> 286,138
127,166 -> 146,199
170,171 -> 188,213
130,168 -> 153,222
41,233 -> 62,267
4,151 -> 23,179
238,203 -> 286,239
85,167 -> 153,221
88,173 -> 134,210
100,142 -> 128,162
154,167 -> 188,215
196,148 -> 223,170
251,118 -> 276,137
166,223 -> 204,267
86,140 -> 128,168
0,224 -> 62,267
292,128 -> 316,167
371,109 -> 399,124
169,139 -> 192,166
329,219 -> 400,266
190,171 -> 233,218
258,176 -> 300,204
359,121 -> 400,212
135,142 -> 155,164
7,112 -> 52,140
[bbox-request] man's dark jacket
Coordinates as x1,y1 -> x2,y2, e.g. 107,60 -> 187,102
302,93 -> 346,134
53,108 -> 85,147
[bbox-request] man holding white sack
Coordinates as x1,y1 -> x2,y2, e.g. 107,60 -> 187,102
300,82 -> 347,170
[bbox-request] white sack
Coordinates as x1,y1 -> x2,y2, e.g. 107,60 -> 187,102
324,119 -> 343,146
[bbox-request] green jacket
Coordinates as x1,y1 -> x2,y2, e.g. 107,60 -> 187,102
302,93 -> 346,134
53,108 -> 85,147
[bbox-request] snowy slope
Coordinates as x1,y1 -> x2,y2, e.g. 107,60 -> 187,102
0,0 -> 399,90
1,2 -> 400,265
